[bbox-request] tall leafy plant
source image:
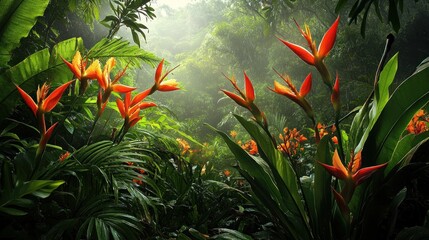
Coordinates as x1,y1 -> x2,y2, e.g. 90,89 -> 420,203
215,16 -> 429,239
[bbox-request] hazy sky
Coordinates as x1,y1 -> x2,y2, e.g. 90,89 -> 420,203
153,0 -> 194,8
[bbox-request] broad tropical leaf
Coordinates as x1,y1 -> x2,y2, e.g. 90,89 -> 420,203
0,38 -> 83,122
0,180 -> 64,216
212,123 -> 311,240
352,53 -> 398,152
312,136 -> 334,239
0,0 -> 50,67
362,59 -> 429,166
385,132 -> 429,175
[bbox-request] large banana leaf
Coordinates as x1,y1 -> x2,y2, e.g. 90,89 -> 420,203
0,38 -> 83,122
0,0 -> 50,67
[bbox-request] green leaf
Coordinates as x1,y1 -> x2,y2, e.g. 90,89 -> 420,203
0,206 -> 28,216
385,132 -> 429,175
0,38 -> 83,122
210,122 -> 310,239
358,163 -> 429,238
212,228 -> 253,240
233,115 -> 309,230
313,136 -> 333,239
335,0 -> 349,13
362,59 -> 429,166
395,226 -> 429,240
0,180 -> 64,215
354,53 -> 398,152
388,0 -> 400,32
87,38 -> 160,68
131,30 -> 141,47
0,0 -> 50,67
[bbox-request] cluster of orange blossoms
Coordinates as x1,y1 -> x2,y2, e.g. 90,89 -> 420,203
241,140 -> 258,155
223,169 -> 231,177
16,51 -> 179,184
63,52 -> 178,130
176,138 -> 191,155
406,109 -> 429,134
230,131 -> 258,155
16,51 -> 180,148
126,162 -> 146,185
277,127 -> 307,157
317,123 -> 338,144
58,151 -> 71,162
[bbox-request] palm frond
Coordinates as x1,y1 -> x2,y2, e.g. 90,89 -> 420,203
87,38 -> 160,68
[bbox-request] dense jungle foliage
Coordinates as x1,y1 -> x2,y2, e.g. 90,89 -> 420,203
1,0 -> 429,239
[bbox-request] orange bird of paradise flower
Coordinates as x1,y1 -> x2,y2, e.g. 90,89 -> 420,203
319,149 -> 387,205
132,59 -> 180,105
116,91 -> 156,130
62,51 -> 102,95
270,71 -> 315,122
221,72 -> 267,127
97,57 -> 136,103
277,17 -> 340,66
16,80 -> 73,155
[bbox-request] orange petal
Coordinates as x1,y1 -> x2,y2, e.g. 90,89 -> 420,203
332,187 -> 350,214
351,151 -> 362,174
318,16 -> 340,59
318,161 -> 348,180
129,116 -> 142,128
331,136 -> 338,144
155,59 -> 164,84
72,51 -> 82,66
222,90 -> 248,108
16,84 -> 38,116
40,122 -> 58,148
84,60 -> 102,80
43,80 -> 73,113
97,74 -> 107,90
332,149 -> 348,178
124,92 -> 131,109
139,102 -> 156,110
116,98 -> 126,119
243,72 -> 255,102
128,101 -> 140,112
272,81 -> 296,99
104,57 -> 116,74
112,84 -> 136,93
299,73 -> 312,97
331,74 -> 340,105
277,37 -> 315,65
128,110 -> 141,127
158,80 -> 180,92
131,88 -> 152,106
62,56 -> 81,79
353,162 -> 387,185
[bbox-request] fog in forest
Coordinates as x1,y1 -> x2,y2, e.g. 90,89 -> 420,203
113,0 -> 429,142
3,1 -> 429,238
